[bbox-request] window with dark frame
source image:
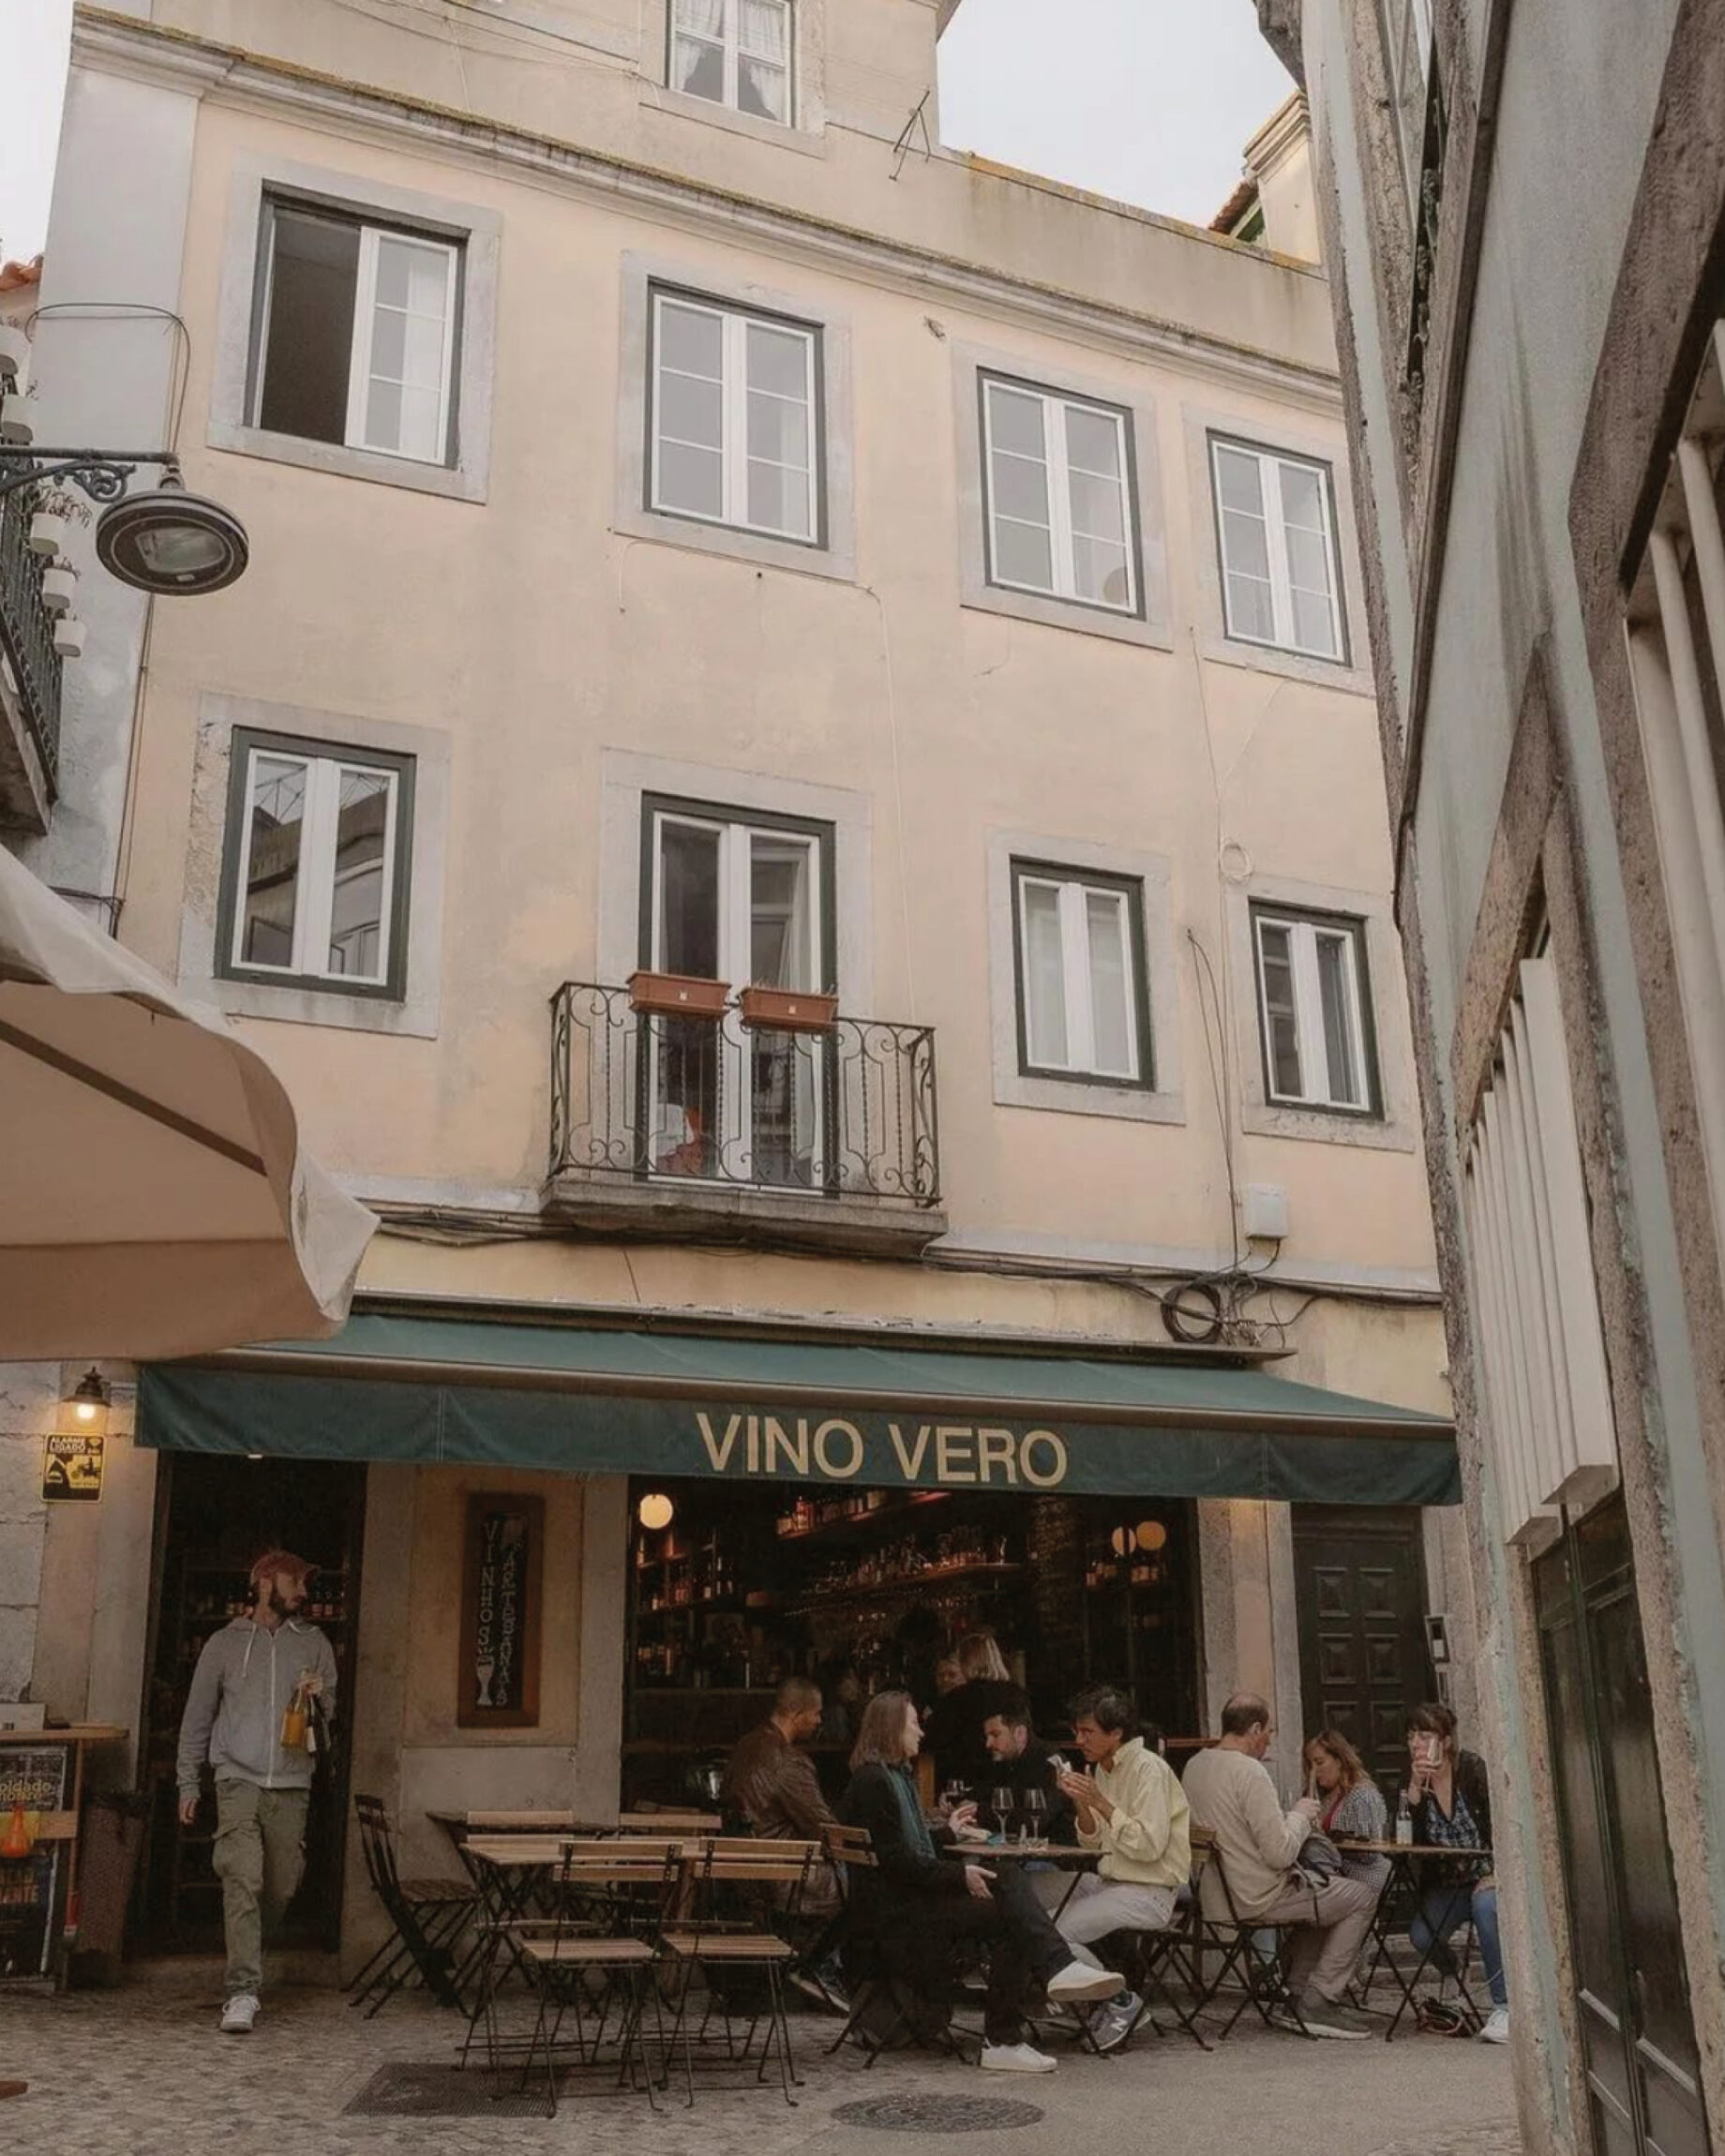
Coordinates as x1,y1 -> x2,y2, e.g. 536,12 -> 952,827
1250,902 -> 1379,1115
981,373 -> 1141,616
648,286 -> 823,544
1209,434 -> 1348,663
638,795 -> 835,1184
250,196 -> 462,467
217,727 -> 415,999
1011,860 -> 1152,1087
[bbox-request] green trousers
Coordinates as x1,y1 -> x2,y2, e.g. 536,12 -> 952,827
213,1779 -> 309,1997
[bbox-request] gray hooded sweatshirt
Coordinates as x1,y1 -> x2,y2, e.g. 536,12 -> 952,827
176,1616 -> 338,1797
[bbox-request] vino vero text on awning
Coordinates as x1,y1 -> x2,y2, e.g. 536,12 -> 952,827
696,1411 -> 1070,1488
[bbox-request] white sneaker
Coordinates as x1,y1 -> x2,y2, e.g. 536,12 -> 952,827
980,2042 -> 1057,2074
219,1993 -> 259,2034
1478,2006 -> 1510,2044
1046,1960 -> 1125,2003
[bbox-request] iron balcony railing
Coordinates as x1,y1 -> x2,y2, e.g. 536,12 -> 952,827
0,486 -> 63,785
549,981 -> 941,1210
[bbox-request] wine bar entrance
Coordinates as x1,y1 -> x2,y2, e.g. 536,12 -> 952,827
622,1474 -> 1201,1807
136,1452 -> 368,1956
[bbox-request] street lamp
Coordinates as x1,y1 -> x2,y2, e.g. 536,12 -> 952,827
0,446 -> 248,596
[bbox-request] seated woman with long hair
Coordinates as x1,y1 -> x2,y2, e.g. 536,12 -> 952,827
836,1688 -> 1124,2074
1402,1701 -> 1508,2044
1303,1728 -> 1390,1891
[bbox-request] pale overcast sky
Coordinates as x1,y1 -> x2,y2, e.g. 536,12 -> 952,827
0,0 -> 1291,261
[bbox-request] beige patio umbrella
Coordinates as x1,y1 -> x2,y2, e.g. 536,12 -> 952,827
0,846 -> 376,1358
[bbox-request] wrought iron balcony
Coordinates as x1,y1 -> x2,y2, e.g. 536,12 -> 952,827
547,981 -> 945,1254
0,484 -> 62,823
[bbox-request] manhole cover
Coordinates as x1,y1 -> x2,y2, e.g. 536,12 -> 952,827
832,2094 -> 1045,2133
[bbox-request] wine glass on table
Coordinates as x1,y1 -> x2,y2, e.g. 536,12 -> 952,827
1022,1786 -> 1049,1848
940,1778 -> 971,1823
990,1784 -> 1017,1842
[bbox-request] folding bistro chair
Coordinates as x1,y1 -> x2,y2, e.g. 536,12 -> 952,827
514,1839 -> 681,2118
1183,1827 -> 1314,2042
657,1838 -> 817,2104
819,1821 -> 972,2067
350,1794 -> 475,2016
617,1809 -> 723,1837
1104,1888 -> 1212,2053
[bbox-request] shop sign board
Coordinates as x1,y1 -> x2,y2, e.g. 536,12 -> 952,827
0,1746 -> 68,1979
41,1430 -> 103,1501
458,1493 -> 543,1729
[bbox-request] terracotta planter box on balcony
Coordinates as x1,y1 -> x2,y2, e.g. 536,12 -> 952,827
738,986 -> 839,1034
627,969 -> 729,1020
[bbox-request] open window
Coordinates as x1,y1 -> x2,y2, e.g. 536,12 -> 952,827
251,199 -> 460,467
643,801 -> 833,1185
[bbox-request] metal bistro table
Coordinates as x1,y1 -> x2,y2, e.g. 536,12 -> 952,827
938,1837 -> 1099,1921
1339,1836 -> 1493,2039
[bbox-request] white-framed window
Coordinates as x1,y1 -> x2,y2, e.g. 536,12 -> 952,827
1210,437 -> 1346,661
982,376 -> 1137,613
1378,0 -> 1434,220
644,799 -> 832,1185
649,290 -> 820,543
1252,906 -> 1376,1113
251,199 -> 459,467
220,730 -> 413,996
669,0 -> 792,125
1012,863 -> 1148,1085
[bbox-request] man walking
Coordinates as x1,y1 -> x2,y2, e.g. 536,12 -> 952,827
177,1550 -> 337,2034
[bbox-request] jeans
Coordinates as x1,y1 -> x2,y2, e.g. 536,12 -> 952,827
212,1779 -> 308,1997
1409,1880 -> 1507,2009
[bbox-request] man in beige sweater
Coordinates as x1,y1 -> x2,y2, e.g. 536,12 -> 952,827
1045,1684 -> 1192,2054
1182,1692 -> 1378,2039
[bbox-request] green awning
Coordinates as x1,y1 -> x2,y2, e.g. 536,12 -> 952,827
138,1312 -> 1459,1506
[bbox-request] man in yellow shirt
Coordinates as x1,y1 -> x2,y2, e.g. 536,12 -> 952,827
1046,1684 -> 1192,2053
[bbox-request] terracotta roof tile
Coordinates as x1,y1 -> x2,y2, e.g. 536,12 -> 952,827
1209,180 -> 1259,234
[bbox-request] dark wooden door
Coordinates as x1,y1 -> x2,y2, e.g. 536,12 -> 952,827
1292,1505 -> 1431,1789
1536,1497 -> 1707,2156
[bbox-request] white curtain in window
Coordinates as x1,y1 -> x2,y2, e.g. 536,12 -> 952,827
741,0 -> 788,63
675,0 -> 726,34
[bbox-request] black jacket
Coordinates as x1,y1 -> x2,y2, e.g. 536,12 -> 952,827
837,1761 -> 968,1910
978,1737 -> 1077,1844
1412,1747 -> 1493,1884
922,1680 -> 1019,1793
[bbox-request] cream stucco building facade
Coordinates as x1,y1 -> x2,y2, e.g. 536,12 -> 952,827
3,0 -> 1463,1973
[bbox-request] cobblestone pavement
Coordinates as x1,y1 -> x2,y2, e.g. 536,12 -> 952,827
1,1965 -> 1521,2156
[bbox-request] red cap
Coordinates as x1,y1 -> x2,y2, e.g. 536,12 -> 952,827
248,1550 -> 314,1587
